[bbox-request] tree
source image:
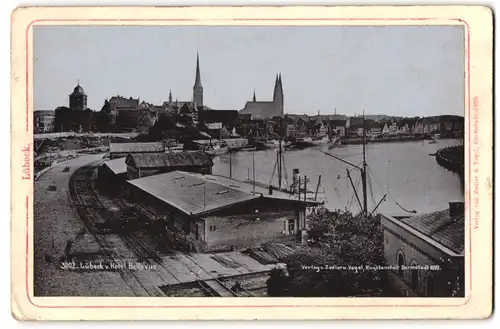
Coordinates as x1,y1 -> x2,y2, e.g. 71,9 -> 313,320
266,267 -> 290,297
147,115 -> 176,141
95,100 -> 116,132
267,208 -> 387,297
54,106 -> 74,132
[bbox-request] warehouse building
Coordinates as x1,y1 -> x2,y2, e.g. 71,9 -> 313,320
109,142 -> 165,159
97,157 -> 128,192
98,151 -> 213,188
381,202 -> 464,297
125,151 -> 214,180
126,171 -> 320,252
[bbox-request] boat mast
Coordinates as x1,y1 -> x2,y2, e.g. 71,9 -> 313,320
361,112 -> 368,215
320,110 -> 370,215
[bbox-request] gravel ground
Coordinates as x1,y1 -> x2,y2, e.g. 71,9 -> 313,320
33,154 -> 135,296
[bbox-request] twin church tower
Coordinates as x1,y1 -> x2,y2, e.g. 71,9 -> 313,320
184,52 -> 284,119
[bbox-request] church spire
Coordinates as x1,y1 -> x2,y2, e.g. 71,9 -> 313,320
194,52 -> 202,87
273,72 -> 284,117
273,74 -> 280,98
253,90 -> 256,102
193,52 -> 203,107
169,90 -> 172,104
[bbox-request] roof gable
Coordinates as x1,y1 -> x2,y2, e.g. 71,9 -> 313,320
388,209 -> 464,255
109,142 -> 165,154
125,151 -> 213,169
127,170 -> 320,216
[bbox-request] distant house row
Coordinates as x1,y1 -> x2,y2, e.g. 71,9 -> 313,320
236,114 -> 464,139
35,81 -> 463,138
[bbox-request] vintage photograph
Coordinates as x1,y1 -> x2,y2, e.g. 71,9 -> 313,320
32,24 -> 465,298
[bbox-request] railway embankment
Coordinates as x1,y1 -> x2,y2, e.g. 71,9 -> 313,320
33,154 -> 134,296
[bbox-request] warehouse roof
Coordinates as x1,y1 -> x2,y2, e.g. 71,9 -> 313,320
127,171 -> 319,217
125,151 -> 213,169
109,142 -> 165,154
102,158 -> 127,175
397,209 -> 464,255
383,202 -> 464,256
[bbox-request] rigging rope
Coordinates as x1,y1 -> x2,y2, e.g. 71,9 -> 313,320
339,152 -> 363,158
366,166 -> 417,214
347,170 -> 361,211
269,158 -> 278,185
367,170 -> 376,208
282,152 -> 289,188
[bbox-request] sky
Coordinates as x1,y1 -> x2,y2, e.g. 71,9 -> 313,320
33,25 -> 465,117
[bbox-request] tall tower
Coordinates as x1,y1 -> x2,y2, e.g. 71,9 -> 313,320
193,52 -> 203,108
253,90 -> 256,102
169,90 -> 173,104
69,81 -> 87,110
273,73 -> 284,117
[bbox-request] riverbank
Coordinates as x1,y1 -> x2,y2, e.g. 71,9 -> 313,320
212,139 -> 464,215
435,145 -> 464,180
339,134 -> 430,145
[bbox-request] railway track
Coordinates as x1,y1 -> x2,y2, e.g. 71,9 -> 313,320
69,165 -> 191,295
69,165 -> 161,296
84,181 -> 185,284
69,164 -> 255,298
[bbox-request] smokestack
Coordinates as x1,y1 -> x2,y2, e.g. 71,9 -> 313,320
449,201 -> 464,218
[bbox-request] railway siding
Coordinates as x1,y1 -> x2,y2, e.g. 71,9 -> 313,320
34,154 -> 136,296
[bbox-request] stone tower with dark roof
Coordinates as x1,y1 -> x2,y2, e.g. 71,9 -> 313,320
69,82 -> 88,110
193,52 -> 203,107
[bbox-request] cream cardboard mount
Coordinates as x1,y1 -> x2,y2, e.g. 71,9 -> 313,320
10,6 -> 493,321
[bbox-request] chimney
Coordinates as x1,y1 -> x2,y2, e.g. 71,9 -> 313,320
449,201 -> 464,218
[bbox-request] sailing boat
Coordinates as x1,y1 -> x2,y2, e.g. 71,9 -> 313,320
267,103 -> 325,203
320,113 -> 386,216
255,119 -> 291,150
320,113 -> 418,216
269,116 -> 289,191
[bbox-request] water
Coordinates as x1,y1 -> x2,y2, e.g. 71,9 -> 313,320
212,139 -> 464,215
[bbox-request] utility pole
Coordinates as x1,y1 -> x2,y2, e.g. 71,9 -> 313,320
278,117 -> 283,189
252,149 -> 256,194
303,175 -> 307,201
229,151 -> 232,179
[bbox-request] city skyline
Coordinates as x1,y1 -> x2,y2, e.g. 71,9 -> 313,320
34,25 -> 465,117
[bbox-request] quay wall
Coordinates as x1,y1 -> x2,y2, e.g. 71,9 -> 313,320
340,135 -> 429,145
194,138 -> 248,149
435,145 -> 464,180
